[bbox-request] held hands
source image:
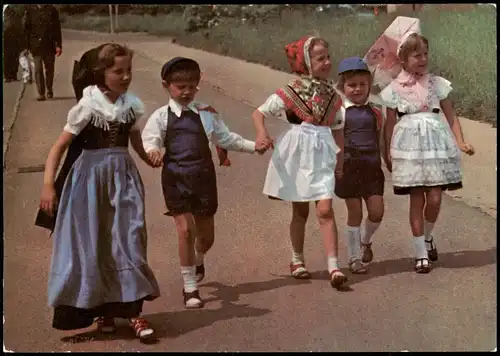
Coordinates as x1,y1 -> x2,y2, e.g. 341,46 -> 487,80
459,142 -> 475,156
147,150 -> 163,168
255,132 -> 274,155
40,184 -> 58,217
334,163 -> 343,180
55,47 -> 62,57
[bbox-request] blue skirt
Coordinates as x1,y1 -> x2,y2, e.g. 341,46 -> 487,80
48,148 -> 160,330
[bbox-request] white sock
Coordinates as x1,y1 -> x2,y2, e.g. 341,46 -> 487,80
181,266 -> 197,293
195,251 -> 205,266
345,226 -> 361,262
362,219 -> 381,245
291,252 -> 305,265
327,256 -> 339,274
413,235 -> 428,260
424,220 -> 435,241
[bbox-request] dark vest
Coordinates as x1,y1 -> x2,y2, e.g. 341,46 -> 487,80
344,105 -> 380,159
162,108 -> 215,176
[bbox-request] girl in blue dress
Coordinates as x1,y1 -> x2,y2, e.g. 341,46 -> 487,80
39,44 -> 160,341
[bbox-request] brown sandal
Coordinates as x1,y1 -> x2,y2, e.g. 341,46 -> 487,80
330,269 -> 348,289
290,262 -> 311,279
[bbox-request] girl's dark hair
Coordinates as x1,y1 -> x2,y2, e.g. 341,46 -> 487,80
163,59 -> 201,84
336,70 -> 372,91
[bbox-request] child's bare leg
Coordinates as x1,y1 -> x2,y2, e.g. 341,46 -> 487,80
194,215 -> 215,282
344,198 -> 366,274
409,188 -> 430,273
423,187 -> 442,261
316,199 -> 347,287
361,195 -> 384,263
289,202 -> 310,279
174,213 -> 203,308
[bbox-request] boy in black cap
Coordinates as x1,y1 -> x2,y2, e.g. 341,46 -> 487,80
142,57 -> 262,308
334,57 -> 387,274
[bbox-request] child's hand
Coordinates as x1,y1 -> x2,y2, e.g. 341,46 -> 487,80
40,184 -> 58,217
255,140 -> 271,155
335,163 -> 343,180
147,150 -> 163,167
256,132 -> 274,152
459,142 -> 475,156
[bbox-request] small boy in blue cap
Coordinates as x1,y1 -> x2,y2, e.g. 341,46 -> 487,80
142,57 -> 261,309
334,57 -> 387,274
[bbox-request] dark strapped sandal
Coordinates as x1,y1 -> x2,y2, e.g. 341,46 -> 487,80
361,243 -> 374,263
330,269 -> 348,289
183,289 -> 204,309
349,259 -> 368,274
290,262 -> 311,279
425,237 -> 438,262
415,258 -> 431,274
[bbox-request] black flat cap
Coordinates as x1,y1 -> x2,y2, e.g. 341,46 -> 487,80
160,57 -> 200,80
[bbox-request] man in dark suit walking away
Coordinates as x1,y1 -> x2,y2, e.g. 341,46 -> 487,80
3,4 -> 26,82
24,4 -> 62,101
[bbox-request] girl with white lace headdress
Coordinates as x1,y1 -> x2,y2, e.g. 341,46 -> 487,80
39,44 -> 160,340
376,28 -> 475,274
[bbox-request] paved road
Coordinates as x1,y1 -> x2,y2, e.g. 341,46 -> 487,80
3,80 -> 24,166
3,32 -> 497,352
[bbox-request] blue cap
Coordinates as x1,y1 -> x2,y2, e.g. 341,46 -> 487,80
338,57 -> 369,75
160,57 -> 200,80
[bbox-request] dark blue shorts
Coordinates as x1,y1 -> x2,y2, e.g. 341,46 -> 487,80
161,165 -> 218,217
335,157 -> 385,199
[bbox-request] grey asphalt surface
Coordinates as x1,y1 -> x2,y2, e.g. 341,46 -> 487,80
2,31 -> 497,352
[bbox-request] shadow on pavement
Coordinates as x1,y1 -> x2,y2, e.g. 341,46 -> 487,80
146,277 -> 311,340
309,247 -> 497,286
60,325 -> 139,344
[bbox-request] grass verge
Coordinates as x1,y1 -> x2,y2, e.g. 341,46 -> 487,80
61,6 -> 496,125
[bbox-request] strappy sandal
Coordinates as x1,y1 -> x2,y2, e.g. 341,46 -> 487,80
348,259 -> 368,274
183,289 -> 204,309
290,262 -> 311,279
425,236 -> 438,262
361,243 -> 374,263
415,258 -> 431,274
129,317 -> 155,340
330,269 -> 348,289
196,264 -> 205,283
96,316 -> 116,333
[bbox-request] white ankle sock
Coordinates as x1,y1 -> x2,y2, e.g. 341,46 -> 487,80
181,266 -> 197,293
362,219 -> 381,245
413,235 -> 428,260
292,252 -> 305,265
327,256 -> 339,274
424,221 -> 435,240
195,252 -> 205,266
345,226 -> 361,262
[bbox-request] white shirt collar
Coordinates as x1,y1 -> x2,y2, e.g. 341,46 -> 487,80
343,97 -> 369,109
168,98 -> 199,117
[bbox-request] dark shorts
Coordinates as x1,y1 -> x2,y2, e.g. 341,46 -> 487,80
335,157 -> 385,199
393,182 -> 463,195
162,165 -> 218,217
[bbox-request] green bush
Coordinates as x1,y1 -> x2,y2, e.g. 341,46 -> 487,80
60,5 -> 496,125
